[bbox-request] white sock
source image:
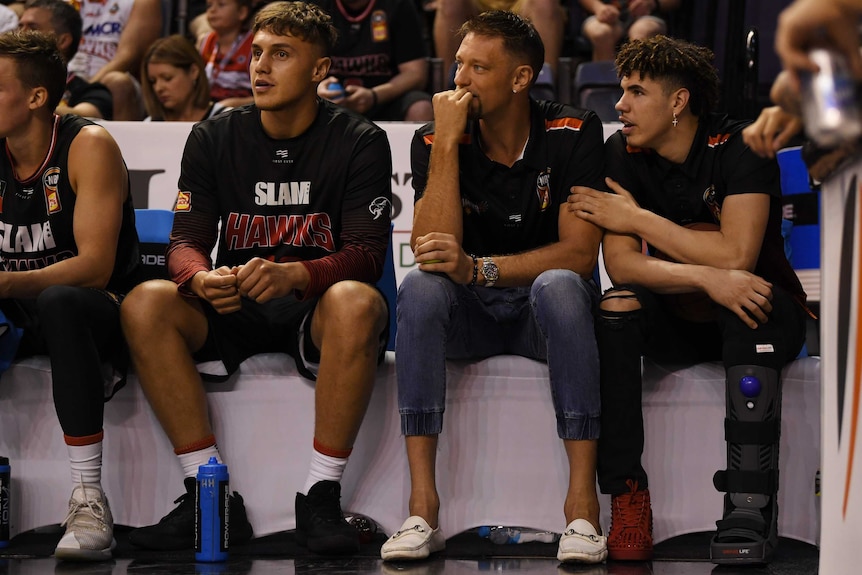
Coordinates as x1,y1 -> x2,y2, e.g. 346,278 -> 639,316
178,445 -> 222,478
301,449 -> 348,495
68,441 -> 102,487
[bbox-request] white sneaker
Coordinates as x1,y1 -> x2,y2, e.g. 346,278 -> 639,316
557,518 -> 608,564
381,515 -> 445,561
54,485 -> 116,561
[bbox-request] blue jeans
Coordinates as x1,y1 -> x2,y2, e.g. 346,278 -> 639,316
395,268 -> 601,440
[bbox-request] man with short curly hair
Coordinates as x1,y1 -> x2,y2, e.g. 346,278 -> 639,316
568,35 -> 810,564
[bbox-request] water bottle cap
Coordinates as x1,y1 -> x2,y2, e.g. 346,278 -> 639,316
197,457 -> 227,475
0,457 -> 8,466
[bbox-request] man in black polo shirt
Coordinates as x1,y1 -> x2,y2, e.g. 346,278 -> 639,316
381,11 -> 607,565
568,35 -> 809,565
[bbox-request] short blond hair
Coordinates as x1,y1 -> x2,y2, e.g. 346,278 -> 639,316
252,1 -> 337,57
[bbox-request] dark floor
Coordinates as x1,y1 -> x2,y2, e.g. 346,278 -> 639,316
1,554 -> 823,575
0,529 -> 821,575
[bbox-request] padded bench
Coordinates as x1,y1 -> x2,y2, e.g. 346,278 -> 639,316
0,352 -> 820,546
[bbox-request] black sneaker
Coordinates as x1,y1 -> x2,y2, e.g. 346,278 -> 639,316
295,480 -> 359,555
128,477 -> 254,550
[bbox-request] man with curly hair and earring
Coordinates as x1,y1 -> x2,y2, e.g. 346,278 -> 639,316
567,35 -> 811,564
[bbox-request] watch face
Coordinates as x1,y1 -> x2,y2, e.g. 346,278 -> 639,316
483,260 -> 499,282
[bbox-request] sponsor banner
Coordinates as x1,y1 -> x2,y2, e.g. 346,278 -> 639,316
100,120 -> 421,286
99,120 -> 622,287
819,157 -> 862,574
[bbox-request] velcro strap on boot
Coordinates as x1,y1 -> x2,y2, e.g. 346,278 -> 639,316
715,515 -> 766,534
713,469 -> 778,494
724,418 -> 781,445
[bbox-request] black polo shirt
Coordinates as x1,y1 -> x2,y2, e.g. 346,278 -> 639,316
605,113 -> 805,301
411,99 -> 605,256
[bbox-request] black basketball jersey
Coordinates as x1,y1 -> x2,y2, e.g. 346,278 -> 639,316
0,115 -> 140,293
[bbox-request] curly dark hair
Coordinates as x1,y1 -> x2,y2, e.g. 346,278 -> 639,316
252,1 -> 337,57
615,35 -> 720,118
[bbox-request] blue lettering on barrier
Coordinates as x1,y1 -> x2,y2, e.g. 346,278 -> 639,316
84,22 -> 122,35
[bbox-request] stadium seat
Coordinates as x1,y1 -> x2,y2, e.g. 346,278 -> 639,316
574,60 -> 622,122
134,208 -> 174,281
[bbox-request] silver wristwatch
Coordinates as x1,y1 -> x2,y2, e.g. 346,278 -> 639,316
481,256 -> 499,287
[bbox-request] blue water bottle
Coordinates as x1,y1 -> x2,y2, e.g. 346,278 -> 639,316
196,457 -> 229,562
328,80 -> 345,100
0,457 -> 9,548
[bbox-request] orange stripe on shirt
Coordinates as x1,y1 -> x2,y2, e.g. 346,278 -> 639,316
707,133 -> 731,148
545,117 -> 583,132
423,134 -> 472,146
